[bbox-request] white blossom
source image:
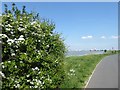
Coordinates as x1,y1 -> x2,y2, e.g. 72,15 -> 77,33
70,73 -> 75,76
42,81 -> 44,85
14,40 -> 19,44
11,31 -> 14,34
11,53 -> 15,56
55,60 -> 58,63
8,24 -> 12,28
7,39 -> 14,43
26,74 -> 30,77
20,61 -> 23,63
47,78 -> 52,83
10,19 -> 13,22
19,21 -> 23,24
43,34 -> 45,37
37,50 -> 40,53
17,36 -> 25,41
8,42 -> 12,45
33,79 -> 38,82
36,82 -> 39,86
1,62 -> 4,65
33,79 -> 35,81
30,81 -> 34,85
15,49 -> 18,52
16,21 -> 18,24
5,21 -> 9,24
15,85 -> 17,88
0,34 -> 8,38
15,66 -> 17,68
27,80 -> 30,82
7,15 -> 10,17
38,40 -> 41,42
35,67 -> 39,70
15,80 -> 19,83
32,68 -> 35,71
16,84 -> 20,88
6,28 -> 11,31
0,71 -> 5,78
11,78 -> 14,81
32,32 -> 37,35
70,69 -> 75,73
18,37 -> 25,41
20,35 -> 24,38
32,67 -> 40,71
41,76 -> 44,79
31,21 -> 37,25
8,61 -> 11,63
15,45 -> 18,48
38,80 -> 42,84
69,69 -> 76,76
38,24 -> 41,28
2,65 -> 5,69
18,27 -> 24,31
46,45 -> 49,48
38,71 -> 41,74
36,56 -> 39,58
50,33 -> 52,36
68,73 -> 70,76
34,85 -> 38,88
20,18 -> 22,20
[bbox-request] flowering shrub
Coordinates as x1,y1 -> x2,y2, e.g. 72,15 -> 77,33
1,3 -> 66,89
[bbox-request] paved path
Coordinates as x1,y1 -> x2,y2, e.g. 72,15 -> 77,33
86,54 -> 118,88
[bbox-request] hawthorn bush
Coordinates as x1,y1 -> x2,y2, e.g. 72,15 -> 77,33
1,3 -> 66,89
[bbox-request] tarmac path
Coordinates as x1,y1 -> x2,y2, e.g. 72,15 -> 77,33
86,54 -> 118,88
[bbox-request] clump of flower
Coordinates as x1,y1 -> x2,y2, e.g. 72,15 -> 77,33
69,69 -> 76,76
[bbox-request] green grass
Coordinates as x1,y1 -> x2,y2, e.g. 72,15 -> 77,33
60,51 -> 118,88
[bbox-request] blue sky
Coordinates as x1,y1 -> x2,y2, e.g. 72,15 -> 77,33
2,2 -> 118,50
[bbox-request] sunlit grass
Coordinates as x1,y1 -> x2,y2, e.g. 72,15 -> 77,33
60,51 -> 118,88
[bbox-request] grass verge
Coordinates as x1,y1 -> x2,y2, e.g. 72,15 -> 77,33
60,51 -> 118,88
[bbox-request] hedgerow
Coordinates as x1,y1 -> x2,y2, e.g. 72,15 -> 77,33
0,3 -> 66,89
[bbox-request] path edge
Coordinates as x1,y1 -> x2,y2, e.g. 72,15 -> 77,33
84,55 -> 110,89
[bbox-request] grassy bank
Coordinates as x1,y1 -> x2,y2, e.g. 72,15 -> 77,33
60,51 -> 118,88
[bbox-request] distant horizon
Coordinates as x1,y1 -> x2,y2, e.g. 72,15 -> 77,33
67,48 -> 119,51
2,2 -> 118,51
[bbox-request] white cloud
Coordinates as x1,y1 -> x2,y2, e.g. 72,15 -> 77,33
101,36 -> 106,39
81,35 -> 93,39
111,36 -> 119,39
81,36 -> 87,39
